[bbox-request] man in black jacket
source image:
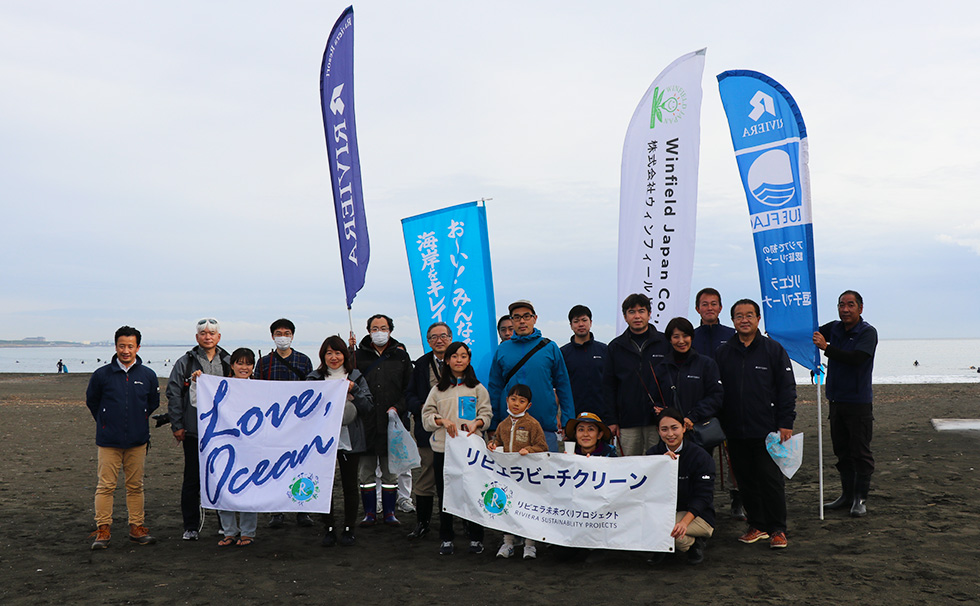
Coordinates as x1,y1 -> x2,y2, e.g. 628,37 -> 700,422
715,299 -> 796,550
560,305 -> 608,417
87,326 -> 160,549
602,293 -> 671,455
404,322 -> 452,539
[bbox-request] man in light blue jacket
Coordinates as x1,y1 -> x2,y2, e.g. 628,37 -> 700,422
488,300 -> 574,452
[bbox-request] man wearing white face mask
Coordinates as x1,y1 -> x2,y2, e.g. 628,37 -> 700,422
355,314 -> 413,527
255,318 -> 314,529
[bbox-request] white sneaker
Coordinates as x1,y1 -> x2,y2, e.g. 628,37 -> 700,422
523,544 -> 537,559
182,530 -> 199,541
496,543 -> 515,558
396,497 -> 416,513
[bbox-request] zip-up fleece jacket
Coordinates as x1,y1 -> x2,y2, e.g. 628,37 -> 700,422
654,351 -> 723,424
490,414 -> 548,454
647,440 -> 716,528
421,382 -> 493,453
560,334 -> 608,416
601,325 -> 671,428
166,345 -> 231,436
714,331 -> 796,440
488,328 -> 574,433
356,336 -> 413,455
86,355 -> 160,448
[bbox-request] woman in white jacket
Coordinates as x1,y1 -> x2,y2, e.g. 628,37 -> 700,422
421,341 -> 493,556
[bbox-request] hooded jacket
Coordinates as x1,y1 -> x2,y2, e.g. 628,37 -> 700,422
86,354 -> 160,448
356,335 -> 413,454
602,325 -> 671,428
714,331 -> 796,440
487,328 -> 574,433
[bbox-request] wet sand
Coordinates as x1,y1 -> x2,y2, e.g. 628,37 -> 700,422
1,374 -> 978,605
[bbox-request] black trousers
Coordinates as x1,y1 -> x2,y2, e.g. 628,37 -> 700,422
830,402 -> 874,476
181,437 -> 200,531
432,451 -> 483,543
323,452 -> 360,529
727,437 -> 786,534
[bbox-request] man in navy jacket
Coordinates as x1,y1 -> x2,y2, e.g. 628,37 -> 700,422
86,326 -> 160,550
560,304 -> 607,416
692,287 -> 736,361
715,299 -> 796,550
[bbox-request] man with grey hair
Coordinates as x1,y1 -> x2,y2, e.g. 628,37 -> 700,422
166,318 -> 231,541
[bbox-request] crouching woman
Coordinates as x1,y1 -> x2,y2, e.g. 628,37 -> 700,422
646,407 -> 715,564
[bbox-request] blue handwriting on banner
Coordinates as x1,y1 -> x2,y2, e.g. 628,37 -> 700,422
199,380 -> 336,504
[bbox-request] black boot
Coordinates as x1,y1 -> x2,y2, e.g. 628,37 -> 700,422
687,537 -> 705,565
408,495 -> 433,540
730,490 -> 746,521
826,471 -> 855,510
850,474 -> 871,517
321,526 -> 337,547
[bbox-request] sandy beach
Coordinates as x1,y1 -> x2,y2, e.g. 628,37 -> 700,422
1,373 -> 978,605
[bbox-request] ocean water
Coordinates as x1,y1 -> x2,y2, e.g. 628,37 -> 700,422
1,339 -> 977,385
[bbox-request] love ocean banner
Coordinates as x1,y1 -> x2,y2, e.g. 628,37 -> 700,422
618,49 -> 705,332
444,434 -> 677,552
320,6 -> 369,308
717,70 -> 819,371
195,375 -> 347,513
401,201 -> 497,384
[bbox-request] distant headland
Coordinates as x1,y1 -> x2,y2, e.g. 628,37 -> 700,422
0,337 -> 111,348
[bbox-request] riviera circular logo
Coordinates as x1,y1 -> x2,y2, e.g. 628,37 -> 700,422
287,473 -> 320,503
480,482 -> 512,516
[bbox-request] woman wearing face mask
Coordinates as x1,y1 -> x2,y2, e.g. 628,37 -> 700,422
307,335 -> 374,547
646,407 -> 715,565
653,317 -> 723,434
421,341 -> 493,556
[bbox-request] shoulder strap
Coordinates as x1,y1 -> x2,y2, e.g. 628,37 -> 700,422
269,352 -> 307,380
363,349 -> 394,377
503,338 -> 551,386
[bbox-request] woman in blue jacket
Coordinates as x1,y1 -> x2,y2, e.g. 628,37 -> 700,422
654,317 -> 723,435
647,407 -> 715,565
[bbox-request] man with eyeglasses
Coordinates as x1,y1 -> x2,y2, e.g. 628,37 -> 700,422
256,318 -> 315,529
560,304 -> 607,416
403,322 -> 452,539
354,314 -> 414,526
166,318 -> 231,541
715,299 -> 797,550
488,300 -> 574,452
602,293 -> 671,456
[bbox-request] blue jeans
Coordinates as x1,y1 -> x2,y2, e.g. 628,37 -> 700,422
219,511 -> 258,538
544,431 -> 560,453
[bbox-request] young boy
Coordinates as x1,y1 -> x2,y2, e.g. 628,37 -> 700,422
487,384 -> 548,559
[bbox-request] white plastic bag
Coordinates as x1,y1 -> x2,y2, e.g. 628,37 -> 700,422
765,431 -> 803,479
387,409 -> 421,474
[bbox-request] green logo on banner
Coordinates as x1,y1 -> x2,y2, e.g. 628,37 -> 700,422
650,85 -> 688,129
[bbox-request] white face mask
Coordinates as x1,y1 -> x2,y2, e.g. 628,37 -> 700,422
371,331 -> 390,347
274,336 -> 292,351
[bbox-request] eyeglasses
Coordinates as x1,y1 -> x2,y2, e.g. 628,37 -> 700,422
733,313 -> 757,321
369,327 -> 389,333
510,313 -> 534,321
427,333 -> 451,342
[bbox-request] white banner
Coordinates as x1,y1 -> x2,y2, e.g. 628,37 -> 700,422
195,375 -> 347,513
618,49 -> 705,331
444,434 -> 678,552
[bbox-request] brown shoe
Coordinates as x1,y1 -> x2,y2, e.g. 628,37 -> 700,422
769,531 -> 788,549
737,528 -> 770,544
128,524 -> 156,545
90,524 -> 111,550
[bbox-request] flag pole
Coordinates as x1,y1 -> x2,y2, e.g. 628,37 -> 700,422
816,366 -> 825,520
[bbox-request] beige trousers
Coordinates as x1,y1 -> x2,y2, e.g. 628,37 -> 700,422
674,511 -> 714,552
94,444 -> 147,526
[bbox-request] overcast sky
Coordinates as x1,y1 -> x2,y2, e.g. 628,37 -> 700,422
2,1 -> 978,353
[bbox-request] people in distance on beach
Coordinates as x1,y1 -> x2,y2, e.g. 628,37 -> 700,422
355,313 -> 414,528
421,341 -> 492,556
57,359 -> 63,373
86,326 -> 160,550
256,318 -> 315,530
404,322 -> 454,541
602,293 -> 671,455
715,299 -> 796,550
166,318 -> 231,541
560,305 -> 608,417
690,287 -> 745,520
488,383 -> 548,559
307,336 -> 374,547
489,299 -> 574,452
646,408 -> 716,565
813,290 -> 878,518
217,348 -> 260,547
